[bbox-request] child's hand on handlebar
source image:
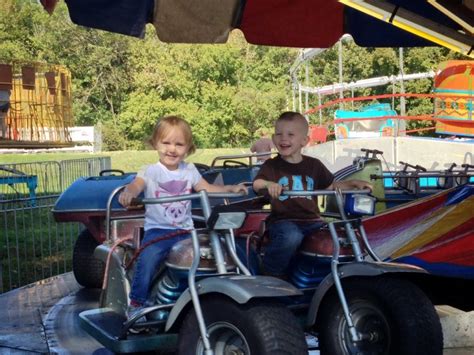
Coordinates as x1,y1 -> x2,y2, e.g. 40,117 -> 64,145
332,179 -> 373,192
266,181 -> 283,199
229,184 -> 248,195
354,180 -> 373,191
118,190 -> 136,207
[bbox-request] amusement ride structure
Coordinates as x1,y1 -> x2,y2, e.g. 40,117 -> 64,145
0,61 -> 74,149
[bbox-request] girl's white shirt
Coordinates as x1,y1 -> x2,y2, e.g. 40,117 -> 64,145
137,161 -> 201,231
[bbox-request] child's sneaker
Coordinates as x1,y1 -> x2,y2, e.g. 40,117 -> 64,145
126,304 -> 146,323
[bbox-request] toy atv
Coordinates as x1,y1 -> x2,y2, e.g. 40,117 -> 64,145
231,188 -> 443,355
78,188 -> 308,354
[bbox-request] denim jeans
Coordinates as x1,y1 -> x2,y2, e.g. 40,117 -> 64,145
263,220 -> 324,275
129,228 -> 190,304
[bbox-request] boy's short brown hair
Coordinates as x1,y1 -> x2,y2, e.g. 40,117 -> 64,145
276,111 -> 309,135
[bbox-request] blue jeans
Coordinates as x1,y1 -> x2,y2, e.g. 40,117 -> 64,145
130,228 -> 190,304
263,220 -> 324,275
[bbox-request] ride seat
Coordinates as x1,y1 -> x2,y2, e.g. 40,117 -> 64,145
234,212 -> 269,251
299,227 -> 356,257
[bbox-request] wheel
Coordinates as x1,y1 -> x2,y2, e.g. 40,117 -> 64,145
177,296 -> 307,355
72,229 -> 105,288
317,277 -> 443,355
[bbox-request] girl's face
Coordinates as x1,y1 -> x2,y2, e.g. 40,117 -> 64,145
155,127 -> 189,170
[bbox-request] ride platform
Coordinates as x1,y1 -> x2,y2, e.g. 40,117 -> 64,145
0,272 -> 109,354
0,271 -> 472,354
79,308 -> 177,354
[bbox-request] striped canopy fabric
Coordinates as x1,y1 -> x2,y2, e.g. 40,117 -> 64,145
41,0 -> 472,53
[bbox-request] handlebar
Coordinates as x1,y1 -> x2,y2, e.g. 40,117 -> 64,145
130,191 -> 246,206
282,189 -> 372,197
361,148 -> 383,159
99,169 -> 125,176
399,161 -> 427,172
210,152 -> 276,167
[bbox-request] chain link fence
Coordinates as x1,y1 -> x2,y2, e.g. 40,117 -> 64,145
0,157 -> 111,293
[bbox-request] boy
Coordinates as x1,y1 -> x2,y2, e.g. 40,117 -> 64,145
253,111 -> 372,277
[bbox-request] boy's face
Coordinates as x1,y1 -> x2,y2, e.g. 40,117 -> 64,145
272,119 -> 309,162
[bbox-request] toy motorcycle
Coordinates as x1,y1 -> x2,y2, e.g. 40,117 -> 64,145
79,187 -> 308,354
231,188 -> 443,355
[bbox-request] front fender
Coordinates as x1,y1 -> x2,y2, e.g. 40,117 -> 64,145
306,261 -> 427,327
94,244 -> 129,312
165,275 -> 302,331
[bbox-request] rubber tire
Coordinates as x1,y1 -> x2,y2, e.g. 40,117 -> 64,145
72,229 -> 105,288
318,277 -> 443,355
177,296 -> 307,355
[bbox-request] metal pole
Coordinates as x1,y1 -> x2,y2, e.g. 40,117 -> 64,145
292,82 -> 296,111
338,40 -> 344,109
318,92 -> 322,125
298,83 -> 302,113
305,63 -> 309,113
351,88 -> 354,110
398,47 -> 406,137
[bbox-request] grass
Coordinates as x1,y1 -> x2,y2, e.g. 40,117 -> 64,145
1,148 -> 251,173
1,199 -> 79,292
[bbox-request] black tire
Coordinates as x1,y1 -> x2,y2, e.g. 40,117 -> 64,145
177,296 -> 307,355
72,230 -> 105,288
318,277 -> 443,355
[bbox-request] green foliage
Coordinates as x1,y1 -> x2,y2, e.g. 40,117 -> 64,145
118,31 -> 296,149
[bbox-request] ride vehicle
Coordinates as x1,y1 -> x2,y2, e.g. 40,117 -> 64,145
77,188 -> 308,354
52,153 -> 270,289
332,149 -> 474,293
53,167 -> 445,354
231,188 -> 444,354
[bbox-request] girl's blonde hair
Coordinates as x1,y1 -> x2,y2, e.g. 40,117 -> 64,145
149,115 -> 196,155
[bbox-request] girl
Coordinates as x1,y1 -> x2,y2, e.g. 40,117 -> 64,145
119,115 -> 247,320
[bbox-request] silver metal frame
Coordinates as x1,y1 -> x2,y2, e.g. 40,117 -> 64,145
104,188 -> 251,352
284,188 -> 378,343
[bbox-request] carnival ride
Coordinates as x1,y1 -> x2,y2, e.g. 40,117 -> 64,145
294,59 -> 474,143
2,0 -> 473,353
0,62 -> 74,148
52,170 -> 446,354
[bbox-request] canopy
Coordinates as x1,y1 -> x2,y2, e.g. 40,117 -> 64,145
40,0 -> 473,57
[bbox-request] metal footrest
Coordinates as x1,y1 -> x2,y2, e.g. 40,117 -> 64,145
79,308 -> 177,353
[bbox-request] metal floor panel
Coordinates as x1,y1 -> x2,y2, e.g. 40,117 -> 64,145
0,272 -> 111,354
79,309 -> 177,354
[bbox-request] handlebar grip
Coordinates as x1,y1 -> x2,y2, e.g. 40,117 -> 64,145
130,198 -> 143,206
99,169 -> 125,176
399,161 -> 426,171
361,148 -> 383,158
255,187 -> 270,197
